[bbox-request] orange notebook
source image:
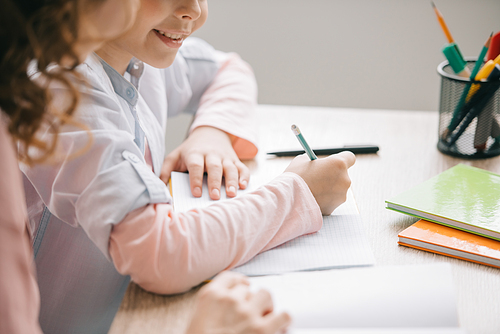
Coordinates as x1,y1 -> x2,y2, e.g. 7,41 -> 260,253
398,219 -> 500,269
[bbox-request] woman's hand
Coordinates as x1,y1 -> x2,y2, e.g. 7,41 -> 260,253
285,151 -> 356,215
161,126 -> 250,200
185,271 -> 291,334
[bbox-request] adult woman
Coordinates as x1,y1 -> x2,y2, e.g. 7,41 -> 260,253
0,0 -> 290,333
0,0 -> 139,331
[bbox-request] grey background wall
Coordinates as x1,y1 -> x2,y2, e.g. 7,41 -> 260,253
166,0 -> 500,153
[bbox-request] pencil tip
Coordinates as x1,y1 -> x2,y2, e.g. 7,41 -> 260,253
431,1 -> 436,8
486,32 -> 493,47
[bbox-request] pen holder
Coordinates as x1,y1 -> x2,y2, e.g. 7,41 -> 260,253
437,59 -> 500,159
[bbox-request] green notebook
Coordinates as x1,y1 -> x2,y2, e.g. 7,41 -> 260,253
386,164 -> 500,241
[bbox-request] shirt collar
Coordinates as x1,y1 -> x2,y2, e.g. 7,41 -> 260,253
126,58 -> 144,88
96,55 -> 144,107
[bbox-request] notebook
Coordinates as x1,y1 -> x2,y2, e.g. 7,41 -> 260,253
249,263 -> 463,333
289,330 -> 465,334
399,219 -> 500,269
385,164 -> 500,241
170,171 -> 375,276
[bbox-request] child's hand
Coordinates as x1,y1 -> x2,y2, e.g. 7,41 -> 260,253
160,126 -> 250,200
284,151 -> 356,215
185,271 -> 291,334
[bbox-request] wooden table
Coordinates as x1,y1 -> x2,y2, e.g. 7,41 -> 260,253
109,105 -> 500,334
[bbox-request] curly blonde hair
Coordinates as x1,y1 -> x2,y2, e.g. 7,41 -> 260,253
0,0 -> 93,165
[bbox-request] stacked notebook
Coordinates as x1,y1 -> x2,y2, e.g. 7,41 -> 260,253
386,164 -> 500,268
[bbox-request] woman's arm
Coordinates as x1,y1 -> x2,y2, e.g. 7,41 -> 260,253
185,271 -> 291,334
0,122 -> 42,334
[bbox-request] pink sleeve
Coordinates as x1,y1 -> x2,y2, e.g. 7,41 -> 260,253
109,172 -> 322,294
189,51 -> 258,160
0,122 -> 42,334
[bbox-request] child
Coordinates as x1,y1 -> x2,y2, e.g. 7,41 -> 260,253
22,0 -> 355,333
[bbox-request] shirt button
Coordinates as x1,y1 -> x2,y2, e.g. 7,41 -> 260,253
123,151 -> 140,163
126,88 -> 135,98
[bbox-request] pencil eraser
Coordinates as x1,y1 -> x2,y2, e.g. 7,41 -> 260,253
442,43 -> 467,75
486,31 -> 500,61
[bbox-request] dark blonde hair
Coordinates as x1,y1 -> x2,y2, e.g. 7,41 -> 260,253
0,0 -> 90,165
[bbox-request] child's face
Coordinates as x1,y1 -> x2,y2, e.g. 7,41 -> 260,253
113,0 -> 208,68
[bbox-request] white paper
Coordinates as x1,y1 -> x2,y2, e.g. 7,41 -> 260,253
249,263 -> 459,329
171,172 -> 375,276
289,329 -> 465,334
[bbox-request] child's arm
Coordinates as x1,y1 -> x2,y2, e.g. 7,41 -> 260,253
187,50 -> 258,160
109,172 -> 322,294
108,153 -> 354,295
158,39 -> 258,200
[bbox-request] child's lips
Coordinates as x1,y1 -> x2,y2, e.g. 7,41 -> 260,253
153,29 -> 185,48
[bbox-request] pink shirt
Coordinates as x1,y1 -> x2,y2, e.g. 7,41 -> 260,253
189,51 -> 259,159
0,120 -> 42,333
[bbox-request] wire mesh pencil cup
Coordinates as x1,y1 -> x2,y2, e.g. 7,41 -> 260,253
437,58 -> 500,159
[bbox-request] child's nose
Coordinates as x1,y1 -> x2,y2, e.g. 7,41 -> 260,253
175,0 -> 202,21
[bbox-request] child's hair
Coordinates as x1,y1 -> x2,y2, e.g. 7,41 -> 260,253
0,0 -> 100,165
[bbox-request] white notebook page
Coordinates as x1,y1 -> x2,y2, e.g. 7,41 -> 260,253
249,263 -> 459,329
289,329 -> 465,334
171,172 -> 375,276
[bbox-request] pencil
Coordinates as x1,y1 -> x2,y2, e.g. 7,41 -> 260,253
446,66 -> 500,147
444,33 -> 494,139
291,125 -> 317,160
431,1 -> 454,43
471,32 -> 493,79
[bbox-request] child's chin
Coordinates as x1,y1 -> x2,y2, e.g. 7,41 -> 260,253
146,56 -> 176,69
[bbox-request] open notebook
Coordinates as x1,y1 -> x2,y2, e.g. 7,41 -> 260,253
170,172 -> 375,276
249,263 -> 464,333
